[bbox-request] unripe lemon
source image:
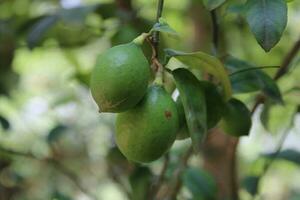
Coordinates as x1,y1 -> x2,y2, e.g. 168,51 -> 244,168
115,85 -> 179,163
220,98 -> 252,137
90,40 -> 150,113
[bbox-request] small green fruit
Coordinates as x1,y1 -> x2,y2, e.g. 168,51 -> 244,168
115,85 -> 179,163
220,98 -> 252,137
90,41 -> 150,113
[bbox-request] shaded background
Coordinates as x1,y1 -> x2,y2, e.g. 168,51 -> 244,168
0,0 -> 299,199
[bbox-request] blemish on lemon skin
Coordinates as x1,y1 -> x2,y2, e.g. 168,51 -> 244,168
165,111 -> 172,119
101,97 -> 128,112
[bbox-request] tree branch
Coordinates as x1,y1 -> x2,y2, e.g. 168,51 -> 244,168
254,105 -> 299,197
0,146 -> 97,200
167,147 -> 193,199
115,0 -> 133,12
152,0 -> 164,54
251,35 -> 300,110
236,35 -> 300,198
274,35 -> 300,80
150,153 -> 170,200
210,9 -> 219,55
229,138 -> 239,200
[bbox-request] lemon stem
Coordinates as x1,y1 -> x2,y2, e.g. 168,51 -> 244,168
132,33 -> 150,46
152,0 -> 164,86
154,63 -> 163,85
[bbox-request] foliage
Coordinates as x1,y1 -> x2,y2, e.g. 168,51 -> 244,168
0,0 -> 299,199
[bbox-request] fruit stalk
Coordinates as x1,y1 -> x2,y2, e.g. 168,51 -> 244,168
152,0 -> 165,85
152,0 -> 164,49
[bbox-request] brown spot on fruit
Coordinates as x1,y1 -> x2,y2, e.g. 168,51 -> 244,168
165,111 -> 172,119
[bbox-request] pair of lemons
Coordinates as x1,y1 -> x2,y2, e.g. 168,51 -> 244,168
90,36 -> 251,163
90,38 -> 179,163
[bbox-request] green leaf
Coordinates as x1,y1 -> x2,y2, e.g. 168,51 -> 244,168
242,176 -> 259,196
51,191 -> 72,200
220,98 -> 252,137
151,18 -> 179,37
47,125 -> 68,143
0,115 -> 9,130
165,49 -> 232,100
200,81 -> 225,129
263,149 -> 300,166
58,4 -> 100,24
289,191 -> 300,200
176,81 -> 225,138
27,15 -> 59,49
95,3 -> 117,19
172,68 -> 207,151
245,0 -> 287,52
202,0 -> 226,10
226,4 -> 245,14
225,56 -> 282,103
182,167 -> 217,200
27,4 -> 103,49
260,101 -> 297,134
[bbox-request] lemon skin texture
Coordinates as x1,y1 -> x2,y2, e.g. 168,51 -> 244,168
90,42 -> 150,113
220,98 -> 252,137
115,85 -> 179,163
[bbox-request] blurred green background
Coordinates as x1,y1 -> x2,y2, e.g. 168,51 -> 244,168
0,0 -> 299,199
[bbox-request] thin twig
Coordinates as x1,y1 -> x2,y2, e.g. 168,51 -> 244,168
250,35 -> 300,110
262,130 -> 289,174
146,36 -> 162,72
229,66 -> 280,77
0,146 -> 97,200
250,128 -> 291,199
240,36 -> 300,198
150,0 -> 165,84
157,154 -> 170,186
274,35 -> 300,80
150,153 -> 170,199
111,175 -> 131,199
210,9 -> 219,55
230,139 -> 239,200
168,147 -> 193,200
257,109 -> 297,193
152,0 -> 164,53
115,0 -> 133,12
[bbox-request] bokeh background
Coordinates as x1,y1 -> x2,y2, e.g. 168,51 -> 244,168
0,0 -> 299,199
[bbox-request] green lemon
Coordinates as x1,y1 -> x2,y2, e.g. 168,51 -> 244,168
115,84 -> 179,163
220,98 -> 252,137
175,81 -> 225,140
90,39 -> 150,113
